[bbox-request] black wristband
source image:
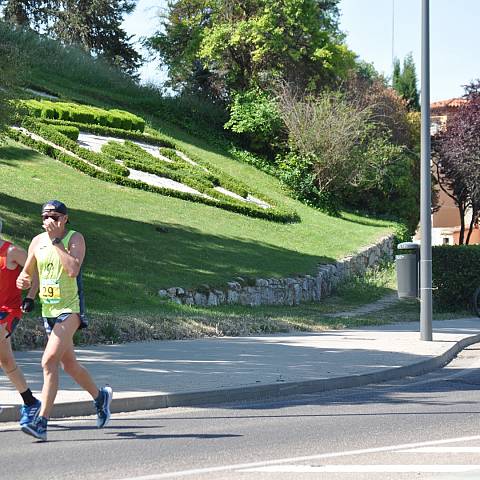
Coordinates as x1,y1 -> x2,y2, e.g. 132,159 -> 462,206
21,297 -> 35,313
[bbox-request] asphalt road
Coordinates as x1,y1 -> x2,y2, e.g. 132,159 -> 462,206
2,346 -> 480,480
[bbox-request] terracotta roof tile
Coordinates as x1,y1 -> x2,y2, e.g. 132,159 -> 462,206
431,97 -> 467,109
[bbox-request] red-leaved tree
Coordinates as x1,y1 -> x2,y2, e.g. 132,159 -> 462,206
432,80 -> 480,244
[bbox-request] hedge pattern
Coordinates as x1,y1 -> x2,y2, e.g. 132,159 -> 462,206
8,125 -> 299,223
50,124 -> 79,141
19,99 -> 146,132
21,118 -> 128,177
37,118 -> 176,148
432,245 -> 480,311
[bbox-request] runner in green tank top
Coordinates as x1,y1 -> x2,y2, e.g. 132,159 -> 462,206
16,200 -> 112,441
36,229 -> 80,319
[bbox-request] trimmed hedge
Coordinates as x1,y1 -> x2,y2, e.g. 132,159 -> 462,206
50,124 -> 79,141
33,119 -> 288,210
19,99 -> 146,132
38,118 -> 175,148
432,245 -> 480,311
8,128 -> 299,223
21,117 -> 128,177
101,140 -> 216,192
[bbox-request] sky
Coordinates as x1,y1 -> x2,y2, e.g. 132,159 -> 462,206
123,0 -> 480,102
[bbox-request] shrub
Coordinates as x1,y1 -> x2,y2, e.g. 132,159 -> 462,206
225,88 -> 284,154
277,89 -> 371,208
12,118 -> 299,223
19,99 -> 145,132
51,125 -> 79,141
21,117 -> 128,176
37,118 -> 175,147
432,245 -> 480,311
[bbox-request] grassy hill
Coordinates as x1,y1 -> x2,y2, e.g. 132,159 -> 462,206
0,25 -> 399,344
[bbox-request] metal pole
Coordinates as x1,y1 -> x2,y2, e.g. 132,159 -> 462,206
392,0 -> 395,68
420,0 -> 432,341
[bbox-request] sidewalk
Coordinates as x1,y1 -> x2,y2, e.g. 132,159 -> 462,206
1,318 -> 479,422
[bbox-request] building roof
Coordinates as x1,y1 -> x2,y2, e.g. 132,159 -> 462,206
431,98 -> 467,109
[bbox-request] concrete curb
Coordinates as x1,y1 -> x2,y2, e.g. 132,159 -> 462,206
2,332 -> 480,423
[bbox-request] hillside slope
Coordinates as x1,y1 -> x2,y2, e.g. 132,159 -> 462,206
0,26 -> 396,317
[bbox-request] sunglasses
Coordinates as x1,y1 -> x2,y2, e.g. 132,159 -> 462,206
41,214 -> 63,221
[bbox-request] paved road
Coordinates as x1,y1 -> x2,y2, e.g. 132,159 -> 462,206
3,318 -> 480,422
2,345 -> 480,480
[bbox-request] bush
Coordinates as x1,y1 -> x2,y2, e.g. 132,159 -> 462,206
277,89 -> 371,208
225,88 -> 284,154
432,245 -> 480,311
51,125 -> 79,141
9,126 -> 298,223
37,118 -> 175,147
19,99 -> 146,132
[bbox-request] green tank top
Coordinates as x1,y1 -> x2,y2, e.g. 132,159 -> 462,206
36,230 -> 80,318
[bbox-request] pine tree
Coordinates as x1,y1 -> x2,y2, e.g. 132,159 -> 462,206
392,57 -> 401,92
392,53 -> 420,111
1,0 -> 141,76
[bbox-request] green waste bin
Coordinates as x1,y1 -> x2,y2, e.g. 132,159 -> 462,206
396,242 -> 420,299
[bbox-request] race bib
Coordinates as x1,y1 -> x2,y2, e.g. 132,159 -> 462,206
40,279 -> 61,304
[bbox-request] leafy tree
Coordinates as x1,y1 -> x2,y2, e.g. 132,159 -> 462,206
432,80 -> 480,244
1,0 -> 141,75
392,53 -> 420,111
148,0 -> 355,99
224,87 -> 284,153
0,22 -> 25,136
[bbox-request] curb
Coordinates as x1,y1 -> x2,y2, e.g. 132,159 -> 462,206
2,333 -> 480,423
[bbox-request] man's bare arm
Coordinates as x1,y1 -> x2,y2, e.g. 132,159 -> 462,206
16,238 -> 39,290
11,245 -> 39,298
53,232 -> 85,278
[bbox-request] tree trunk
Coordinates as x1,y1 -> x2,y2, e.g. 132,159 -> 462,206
458,205 -> 465,245
465,208 -> 479,245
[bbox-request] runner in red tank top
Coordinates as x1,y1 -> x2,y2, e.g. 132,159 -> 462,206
0,218 -> 41,427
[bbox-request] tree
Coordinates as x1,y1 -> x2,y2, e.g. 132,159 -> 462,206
392,53 -> 420,112
432,80 -> 480,244
2,0 -> 54,28
0,22 -> 25,136
1,0 -> 141,76
53,1 -> 141,76
147,0 -> 355,99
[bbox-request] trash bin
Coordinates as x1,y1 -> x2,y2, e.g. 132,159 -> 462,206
396,242 -> 420,299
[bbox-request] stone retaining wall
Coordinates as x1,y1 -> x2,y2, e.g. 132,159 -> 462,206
158,235 -> 395,307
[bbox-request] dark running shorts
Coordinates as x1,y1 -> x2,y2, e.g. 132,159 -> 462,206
0,310 -> 21,338
42,312 -> 89,335
42,270 -> 88,335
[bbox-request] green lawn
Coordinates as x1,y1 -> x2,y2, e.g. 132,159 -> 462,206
0,140 -> 394,315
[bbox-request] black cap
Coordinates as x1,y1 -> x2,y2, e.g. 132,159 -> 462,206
42,200 -> 68,215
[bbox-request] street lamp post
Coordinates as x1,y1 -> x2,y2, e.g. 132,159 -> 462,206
420,0 -> 433,341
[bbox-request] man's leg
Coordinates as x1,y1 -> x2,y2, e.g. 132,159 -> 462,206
0,323 -> 28,393
38,314 -> 81,419
60,322 -> 112,428
61,342 -> 99,399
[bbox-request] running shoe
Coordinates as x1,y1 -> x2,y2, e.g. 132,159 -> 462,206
95,386 -> 113,428
21,415 -> 48,441
19,399 -> 41,427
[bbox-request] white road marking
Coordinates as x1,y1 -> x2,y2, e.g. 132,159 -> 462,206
113,434 -> 480,479
400,447 -> 480,453
239,465 -> 480,473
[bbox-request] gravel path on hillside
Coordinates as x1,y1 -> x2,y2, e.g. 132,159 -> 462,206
325,293 -> 400,318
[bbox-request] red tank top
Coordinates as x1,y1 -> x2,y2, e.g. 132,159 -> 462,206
0,241 -> 22,312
